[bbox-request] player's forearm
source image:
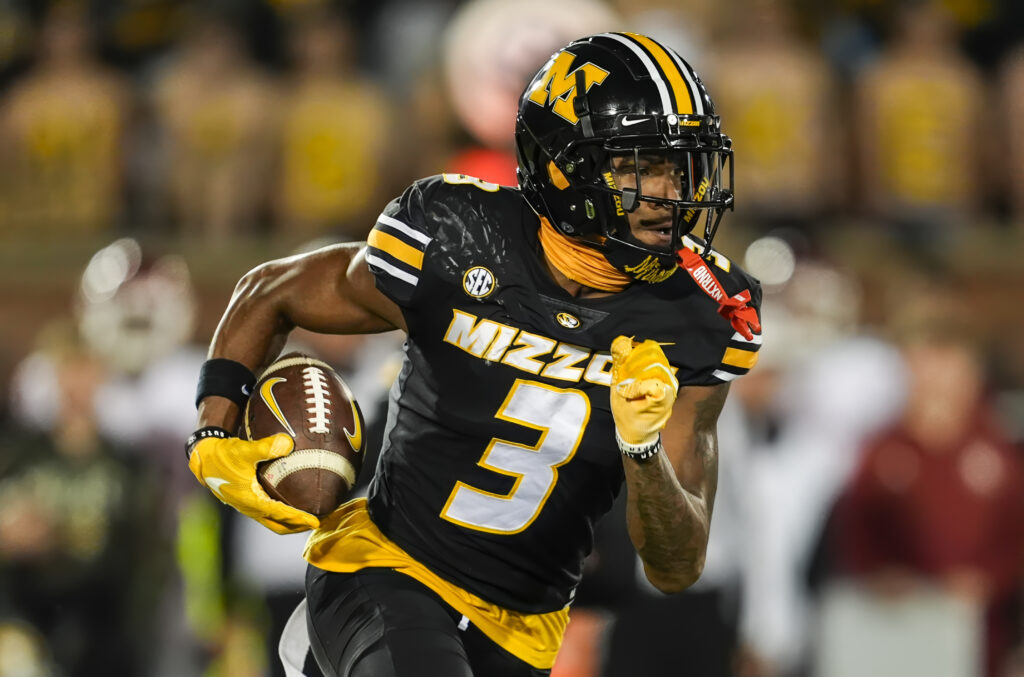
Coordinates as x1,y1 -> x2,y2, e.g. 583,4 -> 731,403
624,439 -> 716,592
195,246 -> 403,433
198,264 -> 294,431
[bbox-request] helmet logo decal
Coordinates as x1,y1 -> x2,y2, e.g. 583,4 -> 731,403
528,51 -> 609,124
462,266 -> 496,298
556,312 -> 581,329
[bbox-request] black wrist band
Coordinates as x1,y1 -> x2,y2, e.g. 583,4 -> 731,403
195,358 -> 257,409
616,431 -> 663,462
185,426 -> 233,459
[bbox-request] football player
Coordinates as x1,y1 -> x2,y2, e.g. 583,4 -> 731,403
186,33 -> 762,677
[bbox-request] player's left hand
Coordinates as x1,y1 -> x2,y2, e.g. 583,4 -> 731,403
187,434 -> 320,534
610,336 -> 679,446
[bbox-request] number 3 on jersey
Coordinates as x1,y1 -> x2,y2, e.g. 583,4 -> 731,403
440,380 -> 590,534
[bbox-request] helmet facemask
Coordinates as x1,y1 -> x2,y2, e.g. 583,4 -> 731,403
594,133 -> 733,261
519,113 -> 733,281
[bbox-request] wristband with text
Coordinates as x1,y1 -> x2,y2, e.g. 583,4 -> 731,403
185,426 -> 233,459
616,431 -> 663,462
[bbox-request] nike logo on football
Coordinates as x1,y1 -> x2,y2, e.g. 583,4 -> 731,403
342,392 -> 362,453
205,476 -> 230,499
260,377 -> 297,436
621,116 -> 647,127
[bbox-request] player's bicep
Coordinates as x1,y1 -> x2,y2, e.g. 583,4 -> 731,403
345,247 -> 407,332
276,243 -> 405,335
661,382 -> 729,496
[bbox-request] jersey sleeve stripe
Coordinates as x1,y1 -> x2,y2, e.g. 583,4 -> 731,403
377,213 -> 432,245
730,331 -> 763,345
366,252 -> 419,286
721,347 -> 759,370
712,369 -> 741,382
367,228 -> 425,270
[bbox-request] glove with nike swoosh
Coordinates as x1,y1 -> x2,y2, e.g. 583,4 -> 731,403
187,433 -> 320,534
610,336 -> 679,456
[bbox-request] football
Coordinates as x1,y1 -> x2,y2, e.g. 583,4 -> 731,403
243,352 -> 364,516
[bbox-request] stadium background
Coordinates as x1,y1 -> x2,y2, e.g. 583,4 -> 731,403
0,0 -> 1023,675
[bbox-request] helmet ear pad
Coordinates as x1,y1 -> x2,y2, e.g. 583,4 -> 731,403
532,142 -> 632,240
546,161 -> 570,189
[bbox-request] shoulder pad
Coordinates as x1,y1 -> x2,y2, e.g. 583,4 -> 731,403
365,174 -> 524,306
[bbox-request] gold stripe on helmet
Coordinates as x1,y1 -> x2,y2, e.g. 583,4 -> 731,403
622,32 -> 694,115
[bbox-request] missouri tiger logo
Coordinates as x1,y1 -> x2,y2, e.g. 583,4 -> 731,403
528,51 -> 610,124
556,312 -> 581,329
462,266 -> 496,298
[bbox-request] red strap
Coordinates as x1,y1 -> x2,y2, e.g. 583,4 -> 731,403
677,247 -> 762,341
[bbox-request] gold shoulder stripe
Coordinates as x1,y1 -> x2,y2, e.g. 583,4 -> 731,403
368,228 -> 425,271
722,347 -> 759,370
623,32 -> 693,115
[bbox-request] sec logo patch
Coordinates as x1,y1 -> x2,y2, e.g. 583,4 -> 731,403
556,312 -> 581,329
463,266 -> 496,298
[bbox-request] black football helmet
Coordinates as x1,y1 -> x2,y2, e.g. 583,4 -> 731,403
515,32 -> 733,282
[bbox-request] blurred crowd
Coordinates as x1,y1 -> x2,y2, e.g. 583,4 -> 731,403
1,0 -> 1023,676
1,0 -> 1024,243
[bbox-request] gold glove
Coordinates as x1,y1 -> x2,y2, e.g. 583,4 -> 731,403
187,434 -> 319,534
610,336 -> 679,447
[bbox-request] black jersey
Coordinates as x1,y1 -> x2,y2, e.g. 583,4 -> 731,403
362,174 -> 761,614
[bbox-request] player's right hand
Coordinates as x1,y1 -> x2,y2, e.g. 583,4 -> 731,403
610,336 -> 679,446
187,434 -> 320,534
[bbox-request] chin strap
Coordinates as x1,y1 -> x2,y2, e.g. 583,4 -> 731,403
676,247 -> 761,340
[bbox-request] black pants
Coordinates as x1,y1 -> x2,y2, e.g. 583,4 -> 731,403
602,588 -> 739,677
305,565 -> 551,677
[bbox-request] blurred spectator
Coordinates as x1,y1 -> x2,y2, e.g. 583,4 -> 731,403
73,239 -> 215,674
9,238 -> 216,676
831,313 -> 1024,677
711,0 -> 841,233
366,0 -> 457,98
440,0 -> 620,186
999,46 -> 1024,223
852,0 -> 987,246
99,0 -> 193,70
366,0 -> 461,184
0,321 -> 165,677
152,7 -> 277,241
735,256 -> 906,676
395,62 -> 463,181
0,3 -> 32,88
0,2 -> 130,238
0,620 -> 54,677
274,9 -> 396,240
